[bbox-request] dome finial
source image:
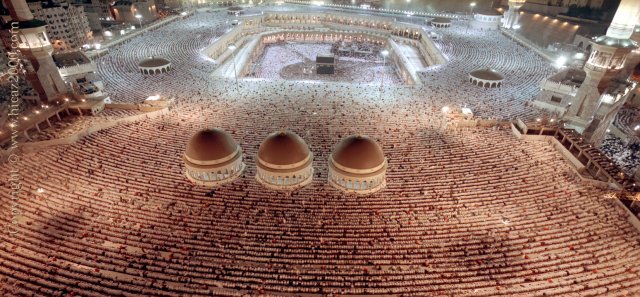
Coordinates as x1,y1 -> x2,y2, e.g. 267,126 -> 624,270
279,127 -> 286,134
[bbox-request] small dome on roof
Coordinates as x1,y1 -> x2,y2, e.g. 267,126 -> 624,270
258,131 -> 310,167
431,17 -> 451,24
138,57 -> 171,68
470,68 -> 504,81
475,9 -> 501,16
332,135 -> 385,171
185,128 -> 239,162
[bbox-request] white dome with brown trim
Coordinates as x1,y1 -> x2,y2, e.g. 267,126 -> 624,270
138,57 -> 172,75
328,135 -> 387,195
183,128 -> 244,187
469,68 -> 504,88
430,17 -> 452,28
256,130 -> 314,191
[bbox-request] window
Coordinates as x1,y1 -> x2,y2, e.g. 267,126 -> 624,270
37,32 -> 48,43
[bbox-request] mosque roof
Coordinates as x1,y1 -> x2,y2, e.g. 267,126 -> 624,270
258,131 -> 310,166
332,135 -> 385,170
431,17 -> 451,24
470,68 -> 504,81
138,57 -> 171,68
185,128 -> 240,162
475,9 -> 501,16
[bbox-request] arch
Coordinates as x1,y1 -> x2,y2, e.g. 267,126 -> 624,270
484,82 -> 490,88
577,41 -> 584,48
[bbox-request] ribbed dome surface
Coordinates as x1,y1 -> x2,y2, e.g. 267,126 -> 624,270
185,128 -> 238,162
332,135 -> 385,170
258,131 -> 310,166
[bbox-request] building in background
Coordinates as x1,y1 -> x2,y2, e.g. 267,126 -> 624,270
27,0 -> 93,52
562,0 -> 639,145
52,50 -> 104,98
71,0 -> 112,31
0,0 -> 68,103
111,0 -> 158,26
524,0 -> 607,9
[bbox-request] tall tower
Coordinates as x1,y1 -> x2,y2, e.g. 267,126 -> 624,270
2,0 -> 67,103
502,0 -> 525,29
563,0 -> 640,144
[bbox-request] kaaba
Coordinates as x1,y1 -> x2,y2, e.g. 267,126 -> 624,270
316,54 -> 335,74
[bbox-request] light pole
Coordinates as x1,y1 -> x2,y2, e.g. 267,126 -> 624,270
441,106 -> 449,128
405,0 -> 410,15
228,44 -> 238,89
466,2 -> 476,33
379,49 -> 388,100
135,14 -> 142,29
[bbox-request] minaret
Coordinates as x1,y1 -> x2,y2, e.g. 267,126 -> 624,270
2,0 -> 67,103
502,0 -> 525,29
563,0 -> 639,141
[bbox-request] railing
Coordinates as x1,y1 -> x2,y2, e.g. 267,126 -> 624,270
540,80 -> 578,96
15,102 -> 173,154
58,63 -> 96,77
512,120 -> 639,193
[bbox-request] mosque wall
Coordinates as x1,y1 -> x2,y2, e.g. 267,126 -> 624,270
517,12 -> 582,47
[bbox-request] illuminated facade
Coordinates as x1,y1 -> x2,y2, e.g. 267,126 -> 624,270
2,0 -> 68,102
502,0 -> 525,29
27,0 -> 93,51
564,0 -> 640,145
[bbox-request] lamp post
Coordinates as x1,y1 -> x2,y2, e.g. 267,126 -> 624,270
466,2 -> 476,33
135,14 -> 142,28
441,106 -> 449,128
405,0 -> 410,15
228,44 -> 238,89
379,49 -> 389,100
